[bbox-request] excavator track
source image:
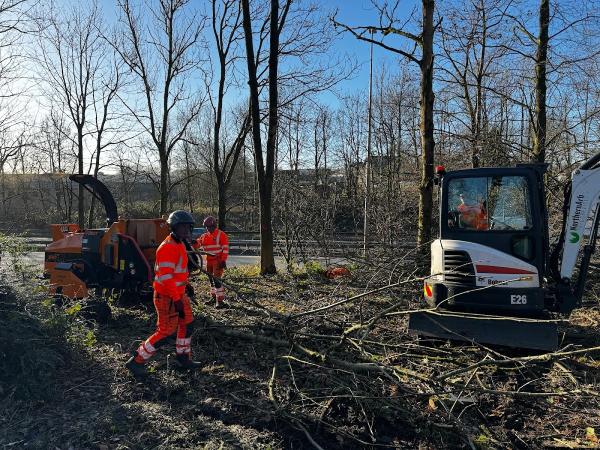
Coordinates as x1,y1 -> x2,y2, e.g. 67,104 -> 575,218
408,310 -> 564,351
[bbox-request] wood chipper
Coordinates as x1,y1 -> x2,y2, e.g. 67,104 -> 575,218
409,152 -> 600,351
45,175 -> 172,301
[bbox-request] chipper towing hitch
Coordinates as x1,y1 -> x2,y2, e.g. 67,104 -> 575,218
408,152 -> 600,351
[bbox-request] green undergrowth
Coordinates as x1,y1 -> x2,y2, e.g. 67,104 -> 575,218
225,260 -> 359,283
0,232 -> 37,277
0,270 -> 97,401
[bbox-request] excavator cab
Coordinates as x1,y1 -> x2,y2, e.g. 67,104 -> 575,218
409,154 -> 600,351
426,165 -> 548,315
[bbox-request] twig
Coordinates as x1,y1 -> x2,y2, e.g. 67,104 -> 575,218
436,345 -> 600,381
288,279 -> 411,320
268,363 -> 278,407
290,419 -> 325,450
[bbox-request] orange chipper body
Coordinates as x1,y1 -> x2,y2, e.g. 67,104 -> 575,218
44,175 -> 170,300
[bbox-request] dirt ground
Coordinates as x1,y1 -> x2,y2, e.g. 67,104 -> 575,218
1,260 -> 600,449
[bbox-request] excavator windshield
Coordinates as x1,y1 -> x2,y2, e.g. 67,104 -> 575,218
447,175 -> 533,232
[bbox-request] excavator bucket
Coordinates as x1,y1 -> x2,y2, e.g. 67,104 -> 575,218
408,311 -> 561,351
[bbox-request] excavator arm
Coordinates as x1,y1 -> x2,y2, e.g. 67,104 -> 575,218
551,152 -> 600,308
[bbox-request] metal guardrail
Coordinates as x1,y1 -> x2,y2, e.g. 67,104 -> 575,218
24,237 -> 414,254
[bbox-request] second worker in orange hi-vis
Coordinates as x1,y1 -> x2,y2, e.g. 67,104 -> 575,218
194,216 -> 229,308
125,210 -> 202,377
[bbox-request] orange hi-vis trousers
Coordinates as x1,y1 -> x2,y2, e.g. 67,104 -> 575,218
134,292 -> 194,363
206,260 -> 225,302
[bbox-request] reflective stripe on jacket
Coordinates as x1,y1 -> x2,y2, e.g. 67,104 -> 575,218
153,234 -> 189,298
195,229 -> 229,262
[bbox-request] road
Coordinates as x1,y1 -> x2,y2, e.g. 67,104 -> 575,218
6,252 -> 266,270
1,235 -> 352,274
3,252 -> 347,273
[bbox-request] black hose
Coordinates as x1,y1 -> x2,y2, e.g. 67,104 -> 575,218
548,182 -> 571,282
580,151 -> 600,170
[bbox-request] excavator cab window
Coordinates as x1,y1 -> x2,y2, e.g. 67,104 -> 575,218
441,166 -> 548,276
447,176 -> 532,232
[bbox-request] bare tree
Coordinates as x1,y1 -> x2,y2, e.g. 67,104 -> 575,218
0,0 -> 36,222
333,0 -> 437,249
241,0 -> 289,274
439,0 -> 512,167
242,0 -> 292,274
208,0 -> 250,230
37,3 -> 106,228
87,54 -> 125,227
113,0 -> 205,215
503,1 -> 600,163
241,0 -> 350,273
34,110 -> 78,223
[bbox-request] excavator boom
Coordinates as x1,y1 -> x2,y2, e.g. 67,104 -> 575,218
557,153 -> 600,280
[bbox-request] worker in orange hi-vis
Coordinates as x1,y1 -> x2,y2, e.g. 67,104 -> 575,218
125,210 -> 202,377
194,216 -> 229,308
457,194 -> 489,231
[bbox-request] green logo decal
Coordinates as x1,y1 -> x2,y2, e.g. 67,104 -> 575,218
569,231 -> 580,244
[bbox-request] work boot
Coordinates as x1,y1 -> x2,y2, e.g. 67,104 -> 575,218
176,353 -> 202,370
125,354 -> 148,377
204,290 -> 217,306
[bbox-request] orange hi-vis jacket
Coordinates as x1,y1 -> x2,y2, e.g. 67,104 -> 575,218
457,203 -> 488,230
153,234 -> 189,299
196,229 -> 229,263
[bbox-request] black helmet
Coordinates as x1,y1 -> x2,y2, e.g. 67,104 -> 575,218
167,210 -> 194,229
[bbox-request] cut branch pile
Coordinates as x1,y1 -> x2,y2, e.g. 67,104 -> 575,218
1,252 -> 599,449
192,256 -> 600,448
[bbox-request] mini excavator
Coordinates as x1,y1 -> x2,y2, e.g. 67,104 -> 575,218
44,175 -> 197,301
409,152 -> 600,351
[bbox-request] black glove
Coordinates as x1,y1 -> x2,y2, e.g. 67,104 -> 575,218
185,284 -> 195,299
219,261 -> 227,270
173,299 -> 185,318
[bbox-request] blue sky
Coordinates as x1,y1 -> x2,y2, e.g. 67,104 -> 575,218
323,0 -> 413,101
91,0 -> 419,103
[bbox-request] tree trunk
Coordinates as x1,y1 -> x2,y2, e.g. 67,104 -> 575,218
160,150 -> 169,216
88,196 -> 97,228
532,0 -> 549,163
184,145 -> 194,213
213,52 -> 226,227
472,0 -> 487,168
259,182 -> 276,273
77,127 -> 85,229
417,0 -> 436,249
217,179 -> 227,230
88,139 -> 102,228
241,0 -> 278,275
0,167 -> 6,220
260,0 -> 281,274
